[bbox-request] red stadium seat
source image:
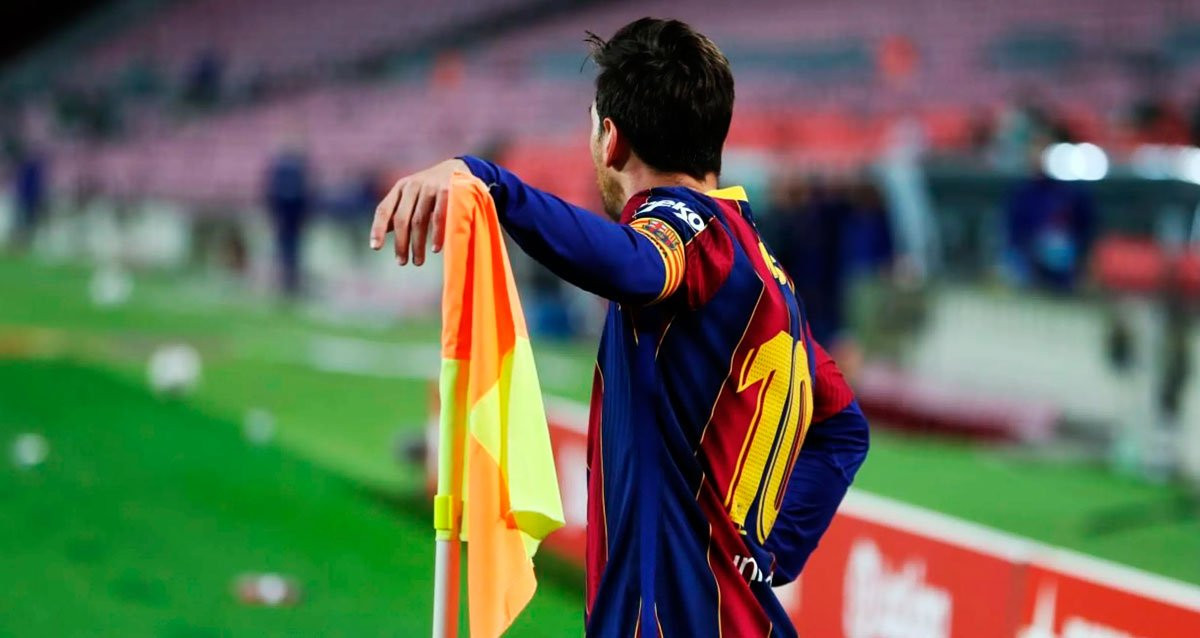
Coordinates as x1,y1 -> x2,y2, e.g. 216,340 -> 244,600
1091,236 -> 1200,298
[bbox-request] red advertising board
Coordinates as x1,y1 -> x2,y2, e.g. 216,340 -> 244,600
787,496 -> 1025,638
537,400 -> 589,563
800,493 -> 1200,638
1017,555 -> 1200,638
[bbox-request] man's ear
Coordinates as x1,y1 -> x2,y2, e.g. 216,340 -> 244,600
602,117 -> 631,170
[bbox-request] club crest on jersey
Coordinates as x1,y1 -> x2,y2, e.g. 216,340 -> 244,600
637,199 -> 706,232
632,218 -> 682,252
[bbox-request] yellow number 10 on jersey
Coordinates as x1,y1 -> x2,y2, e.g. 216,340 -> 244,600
725,330 -> 814,543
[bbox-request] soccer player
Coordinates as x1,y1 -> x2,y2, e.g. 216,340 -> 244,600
370,18 -> 870,638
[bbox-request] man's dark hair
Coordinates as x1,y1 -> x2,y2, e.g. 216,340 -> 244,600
586,18 -> 735,180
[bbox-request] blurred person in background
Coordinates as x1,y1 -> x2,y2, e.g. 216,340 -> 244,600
768,173 -> 849,348
1003,135 -> 1096,292
527,262 -> 577,339
184,48 -> 224,109
1148,285 -> 1193,480
265,139 -> 313,297
767,174 -> 897,374
840,181 -> 899,370
11,138 -> 47,249
843,182 -> 896,281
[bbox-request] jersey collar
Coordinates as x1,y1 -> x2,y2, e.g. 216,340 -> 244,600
706,185 -> 748,202
619,185 -> 749,223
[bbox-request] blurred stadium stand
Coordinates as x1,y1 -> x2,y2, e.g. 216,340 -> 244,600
3,0 -> 1200,482
4,0 -> 1200,203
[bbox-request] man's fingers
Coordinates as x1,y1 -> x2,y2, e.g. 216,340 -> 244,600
393,182 -> 419,265
371,160 -> 461,261
430,185 -> 447,254
410,185 -> 439,266
370,179 -> 404,250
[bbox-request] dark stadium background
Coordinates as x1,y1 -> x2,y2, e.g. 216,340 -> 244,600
0,1 -> 100,63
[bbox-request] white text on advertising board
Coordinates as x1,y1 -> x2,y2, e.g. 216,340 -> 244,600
843,538 -> 952,638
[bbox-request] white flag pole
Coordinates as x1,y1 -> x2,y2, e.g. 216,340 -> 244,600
432,534 -> 460,638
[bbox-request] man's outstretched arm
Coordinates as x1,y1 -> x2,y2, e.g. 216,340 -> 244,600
370,157 -> 681,305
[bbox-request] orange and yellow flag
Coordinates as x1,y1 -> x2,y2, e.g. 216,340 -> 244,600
435,172 -> 564,637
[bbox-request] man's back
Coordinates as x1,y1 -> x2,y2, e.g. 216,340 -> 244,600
586,186 -> 861,637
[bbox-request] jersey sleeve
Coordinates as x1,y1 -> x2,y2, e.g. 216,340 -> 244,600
808,328 -> 857,423
460,155 -> 675,305
626,193 -> 735,308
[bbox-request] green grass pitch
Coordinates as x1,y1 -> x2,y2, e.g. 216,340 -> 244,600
0,256 -> 1196,636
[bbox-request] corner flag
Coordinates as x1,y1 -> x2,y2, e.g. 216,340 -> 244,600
433,172 -> 565,638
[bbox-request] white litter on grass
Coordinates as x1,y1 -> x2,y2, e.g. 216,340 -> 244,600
147,344 -> 202,396
11,433 -> 49,469
235,572 -> 300,607
89,265 -> 134,308
256,573 -> 289,606
243,408 -> 276,445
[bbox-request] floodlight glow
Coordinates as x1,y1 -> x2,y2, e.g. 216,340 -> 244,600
1073,143 -> 1108,181
1041,143 -> 1107,181
1041,143 -> 1076,180
1178,147 -> 1200,185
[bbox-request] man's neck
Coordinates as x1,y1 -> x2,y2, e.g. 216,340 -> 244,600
622,168 -> 719,202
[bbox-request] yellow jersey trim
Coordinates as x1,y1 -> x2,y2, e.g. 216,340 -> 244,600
706,185 -> 748,202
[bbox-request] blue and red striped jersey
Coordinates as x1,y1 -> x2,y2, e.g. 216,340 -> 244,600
461,156 -> 870,638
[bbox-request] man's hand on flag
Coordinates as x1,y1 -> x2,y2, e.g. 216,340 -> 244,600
370,158 -> 468,266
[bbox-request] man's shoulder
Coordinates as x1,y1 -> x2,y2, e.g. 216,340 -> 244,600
623,187 -> 722,239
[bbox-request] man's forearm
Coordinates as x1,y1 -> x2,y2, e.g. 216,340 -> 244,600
458,155 -> 670,304
764,400 -> 869,584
